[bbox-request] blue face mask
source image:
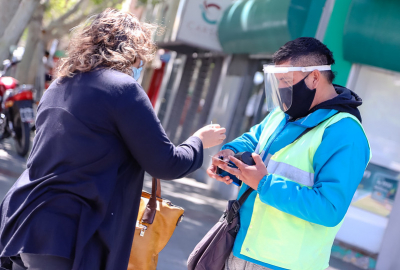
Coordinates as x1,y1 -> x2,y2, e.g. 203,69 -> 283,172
132,60 -> 143,81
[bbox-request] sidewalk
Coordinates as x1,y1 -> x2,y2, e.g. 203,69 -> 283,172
0,138 -> 27,200
143,176 -> 363,270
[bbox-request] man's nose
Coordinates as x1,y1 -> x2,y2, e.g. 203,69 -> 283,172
279,81 -> 290,88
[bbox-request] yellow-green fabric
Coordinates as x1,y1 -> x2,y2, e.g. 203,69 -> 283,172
241,109 -> 370,270
255,109 -> 285,155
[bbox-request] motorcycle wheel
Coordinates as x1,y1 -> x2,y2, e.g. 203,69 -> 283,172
13,112 -> 31,157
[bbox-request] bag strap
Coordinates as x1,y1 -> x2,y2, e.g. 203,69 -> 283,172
142,177 -> 161,224
292,112 -> 340,143
226,187 -> 254,223
238,187 -> 254,206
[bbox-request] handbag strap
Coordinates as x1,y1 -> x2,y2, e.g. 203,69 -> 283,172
142,177 -> 161,224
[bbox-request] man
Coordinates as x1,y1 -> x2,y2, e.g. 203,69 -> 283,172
207,37 -> 370,270
43,50 -> 53,82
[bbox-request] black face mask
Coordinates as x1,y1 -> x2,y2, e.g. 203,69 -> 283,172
279,74 -> 316,119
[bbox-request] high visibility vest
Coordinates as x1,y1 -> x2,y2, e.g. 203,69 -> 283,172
241,108 -> 371,270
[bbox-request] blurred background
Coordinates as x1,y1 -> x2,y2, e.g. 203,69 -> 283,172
1,0 -> 400,269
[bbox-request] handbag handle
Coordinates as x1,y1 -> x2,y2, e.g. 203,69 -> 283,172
142,177 -> 161,224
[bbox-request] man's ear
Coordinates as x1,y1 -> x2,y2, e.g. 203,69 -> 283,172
307,70 -> 320,89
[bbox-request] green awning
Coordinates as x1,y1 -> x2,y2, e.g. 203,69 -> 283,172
217,0 -> 325,54
343,0 -> 400,72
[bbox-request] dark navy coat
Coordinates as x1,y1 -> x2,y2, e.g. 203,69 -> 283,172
0,69 -> 203,269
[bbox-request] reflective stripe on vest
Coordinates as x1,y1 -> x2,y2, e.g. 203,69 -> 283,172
241,109 -> 371,270
268,159 -> 314,187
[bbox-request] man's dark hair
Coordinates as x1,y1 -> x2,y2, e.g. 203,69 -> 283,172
272,37 -> 336,83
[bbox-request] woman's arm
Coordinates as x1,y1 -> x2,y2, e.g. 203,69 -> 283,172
113,81 -> 211,180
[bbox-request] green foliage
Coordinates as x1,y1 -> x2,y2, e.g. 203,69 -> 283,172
19,28 -> 29,45
114,2 -> 123,10
44,0 -> 124,29
45,0 -> 80,21
137,0 -> 164,6
45,0 -> 122,22
91,0 -> 104,5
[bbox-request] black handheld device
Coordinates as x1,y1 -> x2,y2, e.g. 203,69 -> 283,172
216,152 -> 256,186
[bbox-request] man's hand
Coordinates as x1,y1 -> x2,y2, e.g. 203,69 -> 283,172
206,149 -> 235,185
218,153 -> 268,190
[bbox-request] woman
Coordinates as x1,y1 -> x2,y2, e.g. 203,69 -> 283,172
0,9 -> 226,270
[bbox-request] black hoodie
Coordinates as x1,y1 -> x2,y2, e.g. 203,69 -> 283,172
309,85 -> 363,122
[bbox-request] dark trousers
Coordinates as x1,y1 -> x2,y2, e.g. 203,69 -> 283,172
12,253 -> 72,270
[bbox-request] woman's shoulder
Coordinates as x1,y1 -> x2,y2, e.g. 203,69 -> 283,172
68,68 -> 143,99
54,68 -> 137,89
42,68 -> 144,111
79,69 -> 150,116
90,68 -> 137,88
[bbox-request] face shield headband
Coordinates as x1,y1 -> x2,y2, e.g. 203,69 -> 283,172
263,65 -> 332,113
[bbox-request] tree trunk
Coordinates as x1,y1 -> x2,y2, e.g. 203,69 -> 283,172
15,5 -> 45,84
0,0 -> 40,63
0,0 -> 22,37
32,41 -> 45,99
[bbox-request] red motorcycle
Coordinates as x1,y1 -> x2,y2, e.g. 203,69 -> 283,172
0,60 -> 34,157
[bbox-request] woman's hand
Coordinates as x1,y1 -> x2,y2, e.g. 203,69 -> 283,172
206,149 -> 235,185
218,153 -> 268,190
193,124 -> 226,149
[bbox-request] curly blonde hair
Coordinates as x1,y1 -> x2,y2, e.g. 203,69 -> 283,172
57,8 -> 157,79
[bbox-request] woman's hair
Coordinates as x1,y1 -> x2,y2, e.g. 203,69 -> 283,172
57,8 -> 157,79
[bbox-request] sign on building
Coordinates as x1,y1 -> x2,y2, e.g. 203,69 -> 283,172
175,0 -> 232,51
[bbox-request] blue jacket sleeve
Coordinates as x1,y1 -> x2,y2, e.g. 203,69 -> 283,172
257,118 -> 370,227
221,114 -> 271,153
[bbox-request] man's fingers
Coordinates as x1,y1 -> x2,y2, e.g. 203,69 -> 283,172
252,153 -> 263,166
211,157 -> 228,167
212,172 -> 231,183
224,179 -> 233,185
207,165 -> 216,174
211,124 -> 221,129
219,176 -> 232,184
228,156 -> 246,170
219,163 -> 241,177
207,164 -> 232,184
214,174 -> 233,185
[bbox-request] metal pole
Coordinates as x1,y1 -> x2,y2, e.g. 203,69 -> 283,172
376,188 -> 400,270
177,58 -> 211,143
164,55 -> 195,143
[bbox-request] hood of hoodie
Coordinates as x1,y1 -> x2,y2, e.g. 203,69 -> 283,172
309,85 -> 363,122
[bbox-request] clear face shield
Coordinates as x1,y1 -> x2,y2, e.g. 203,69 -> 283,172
263,65 -> 332,112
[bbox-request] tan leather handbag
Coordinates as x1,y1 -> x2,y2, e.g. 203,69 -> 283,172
128,178 -> 184,270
